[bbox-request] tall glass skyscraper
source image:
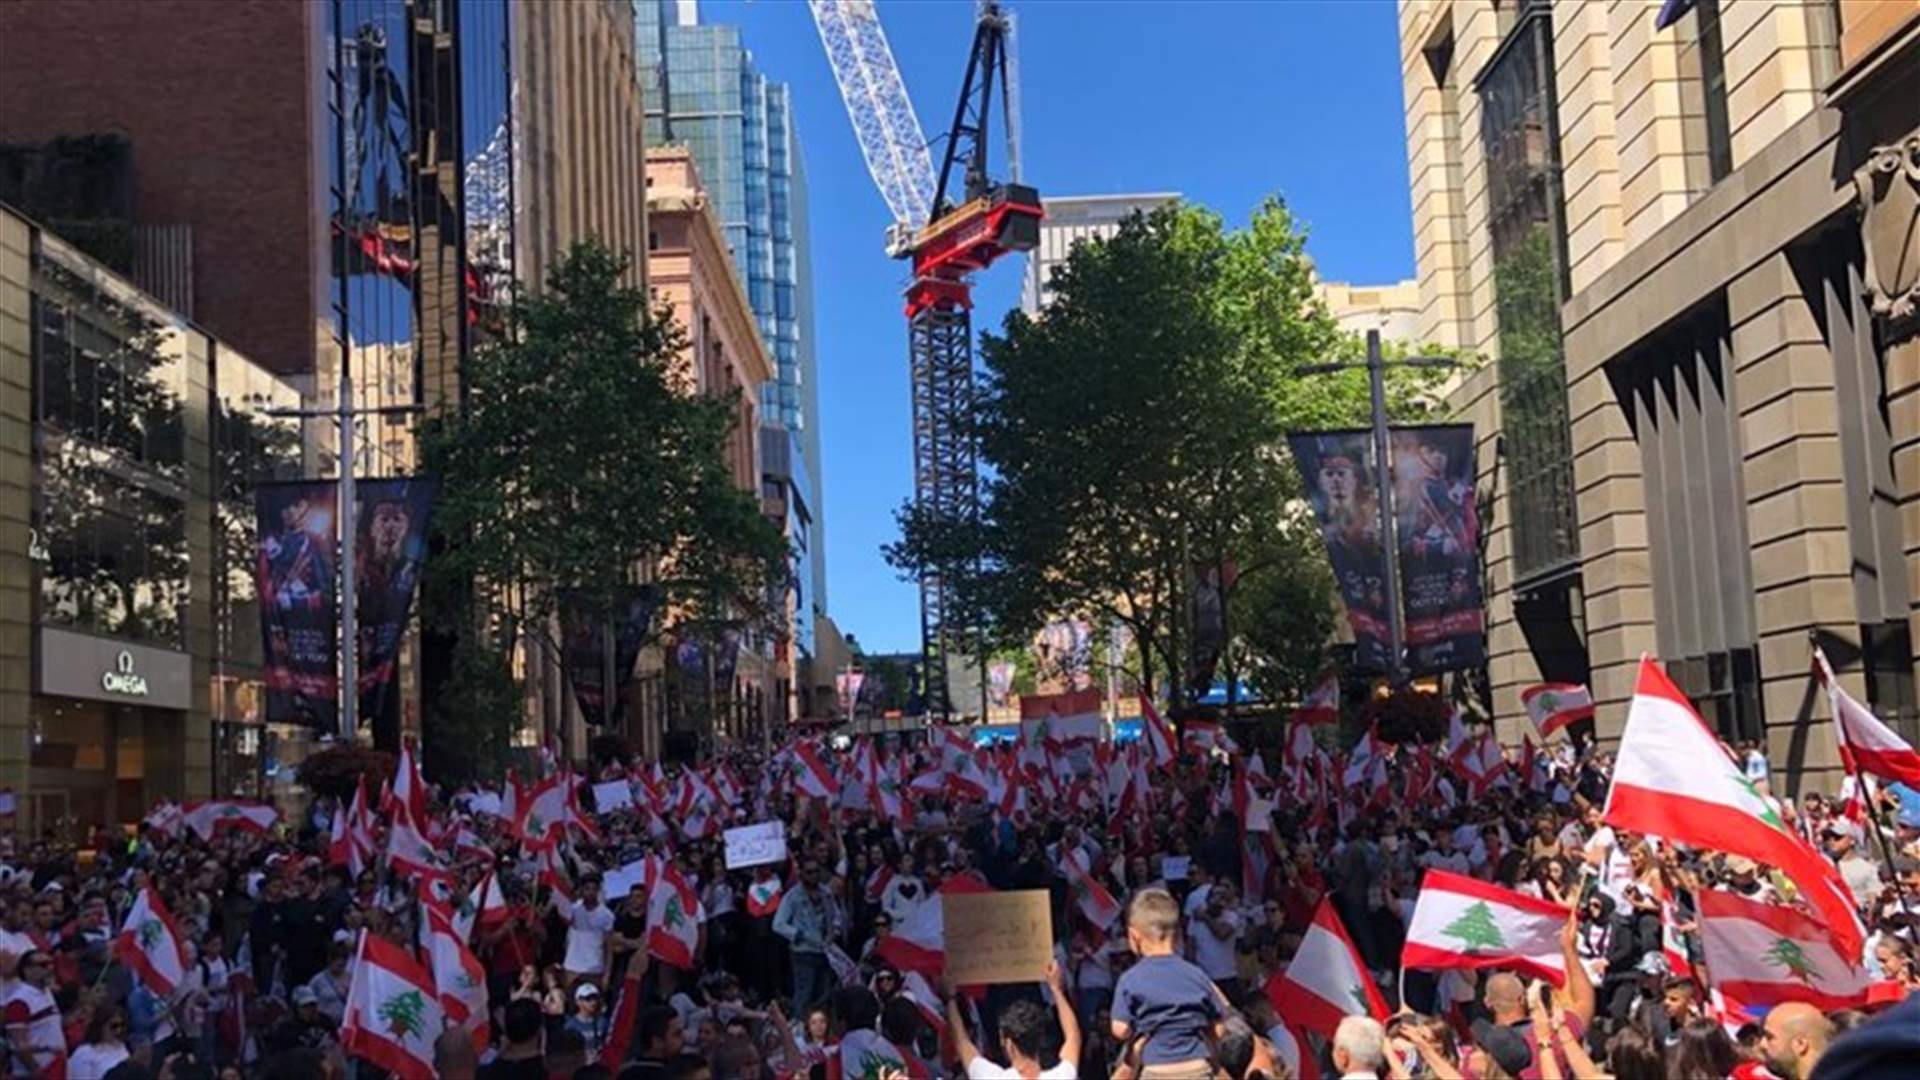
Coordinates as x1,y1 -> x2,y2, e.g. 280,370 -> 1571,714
636,0 -> 827,632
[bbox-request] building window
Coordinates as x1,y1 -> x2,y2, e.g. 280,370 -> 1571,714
1476,1 -> 1580,583
1678,0 -> 1734,187
1609,300 -> 1764,744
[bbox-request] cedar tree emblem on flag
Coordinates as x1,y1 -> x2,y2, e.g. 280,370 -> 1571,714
1441,901 -> 1507,953
379,988 -> 429,1040
138,919 -> 165,951
1765,938 -> 1817,985
663,895 -> 685,929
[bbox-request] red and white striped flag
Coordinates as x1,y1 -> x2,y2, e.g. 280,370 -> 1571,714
340,932 -> 445,1080
1604,656 -> 1865,960
1696,888 -> 1867,1011
874,873 -> 995,978
745,873 -> 784,918
384,801 -> 451,883
1264,898 -> 1388,1039
182,800 -> 279,841
1140,692 -> 1177,767
792,740 -> 840,800
515,774 -> 570,850
1294,672 -> 1341,727
1183,719 -> 1238,756
1521,682 -> 1593,740
425,907 -> 490,1054
645,865 -> 703,970
116,885 -> 189,996
388,737 -> 429,825
330,776 -> 375,877
1401,870 -> 1567,987
1818,648 -> 1920,789
1660,895 -> 1694,982
1059,848 -> 1121,930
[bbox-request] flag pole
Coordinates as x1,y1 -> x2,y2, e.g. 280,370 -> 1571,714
1811,641 -> 1914,923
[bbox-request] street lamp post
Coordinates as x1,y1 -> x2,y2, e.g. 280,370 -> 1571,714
1300,328 -> 1457,685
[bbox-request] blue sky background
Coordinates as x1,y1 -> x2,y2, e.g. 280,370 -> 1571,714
701,0 -> 1417,653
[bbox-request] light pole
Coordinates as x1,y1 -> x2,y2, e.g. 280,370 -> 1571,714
1299,327 -> 1457,684
263,361 -> 423,742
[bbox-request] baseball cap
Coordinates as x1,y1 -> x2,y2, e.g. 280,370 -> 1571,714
1469,1019 -> 1533,1077
574,983 -> 600,1002
292,987 -> 319,1007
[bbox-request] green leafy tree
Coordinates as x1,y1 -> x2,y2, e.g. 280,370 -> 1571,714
421,243 -> 788,751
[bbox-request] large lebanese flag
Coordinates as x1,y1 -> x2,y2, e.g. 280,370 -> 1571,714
425,907 -> 490,1054
1402,870 -> 1567,987
1022,688 -> 1105,745
646,865 -> 703,970
1521,683 -> 1593,740
1604,656 -> 1865,959
1819,650 -> 1920,788
873,873 -> 995,977
1264,898 -> 1388,1039
116,885 -> 189,996
340,932 -> 445,1080
1696,889 -> 1867,1011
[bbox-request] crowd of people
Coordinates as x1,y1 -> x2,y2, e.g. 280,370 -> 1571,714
3,711 -> 1918,1080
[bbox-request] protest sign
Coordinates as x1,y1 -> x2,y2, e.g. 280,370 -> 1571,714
942,889 -> 1053,985
1246,797 -> 1274,833
724,821 -> 789,869
1162,856 -> 1191,881
591,780 -> 635,814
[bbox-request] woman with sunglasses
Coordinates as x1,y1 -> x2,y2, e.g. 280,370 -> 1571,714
2,949 -> 66,1077
67,1004 -> 130,1079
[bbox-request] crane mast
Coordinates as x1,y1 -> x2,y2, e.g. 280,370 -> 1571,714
810,0 -> 1040,721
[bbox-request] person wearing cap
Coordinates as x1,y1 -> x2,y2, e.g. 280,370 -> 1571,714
563,978 -> 606,1058
1822,821 -> 1882,908
301,940 -> 353,1027
264,984 -> 333,1055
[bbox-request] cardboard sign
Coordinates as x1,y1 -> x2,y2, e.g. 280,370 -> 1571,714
942,889 -> 1053,985
1245,797 -> 1273,834
724,821 -> 789,870
1161,856 -> 1191,881
603,859 -> 649,901
592,780 -> 635,814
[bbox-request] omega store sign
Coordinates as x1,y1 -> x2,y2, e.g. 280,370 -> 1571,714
37,626 -> 193,712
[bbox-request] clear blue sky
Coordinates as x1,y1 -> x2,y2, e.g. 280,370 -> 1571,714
702,0 -> 1416,653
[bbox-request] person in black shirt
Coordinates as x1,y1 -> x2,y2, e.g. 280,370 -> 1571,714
478,998 -> 548,1080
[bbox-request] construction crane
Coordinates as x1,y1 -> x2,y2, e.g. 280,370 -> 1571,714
810,0 -> 1041,721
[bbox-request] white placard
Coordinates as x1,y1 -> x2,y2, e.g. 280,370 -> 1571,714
461,791 -> 505,820
592,780 -> 635,814
1246,797 -> 1273,834
724,821 -> 789,870
603,859 -> 649,901
1162,856 -> 1190,881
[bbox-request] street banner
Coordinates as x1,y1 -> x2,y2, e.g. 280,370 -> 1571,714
723,820 -> 790,870
1188,561 -> 1237,696
1037,620 -> 1094,691
561,586 -> 658,728
353,477 -> 436,729
255,480 -> 339,726
1390,425 -> 1484,673
1289,431 -> 1392,671
988,660 -> 1016,708
941,888 -> 1053,985
836,670 -> 865,717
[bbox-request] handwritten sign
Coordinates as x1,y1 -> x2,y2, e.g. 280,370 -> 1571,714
603,858 -> 650,901
724,821 -> 789,870
942,889 -> 1053,985
1161,856 -> 1190,881
592,780 -> 635,814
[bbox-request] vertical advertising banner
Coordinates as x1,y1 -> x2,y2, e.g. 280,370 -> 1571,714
561,586 -> 658,727
354,478 -> 437,728
255,481 -> 339,726
1289,432 -> 1393,672
1391,425 -> 1484,673
835,670 -> 865,717
1188,561 -> 1238,696
988,660 -> 1016,708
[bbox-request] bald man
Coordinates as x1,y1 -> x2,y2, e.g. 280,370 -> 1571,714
1761,1001 -> 1834,1079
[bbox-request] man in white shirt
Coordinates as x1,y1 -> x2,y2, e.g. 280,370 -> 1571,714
3,949 -> 66,1077
878,854 -> 925,927
1189,882 -> 1245,1002
948,960 -> 1081,1079
559,873 -> 615,983
1822,823 -> 1883,908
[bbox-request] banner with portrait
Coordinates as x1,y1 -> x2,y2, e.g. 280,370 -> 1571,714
255,481 -> 339,726
988,660 -> 1016,708
1188,561 -> 1237,696
561,585 -> 659,727
353,478 -> 437,729
836,670 -> 866,717
1289,431 -> 1392,672
1390,424 -> 1484,673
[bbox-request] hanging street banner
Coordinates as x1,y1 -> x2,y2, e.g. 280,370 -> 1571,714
1188,561 -> 1237,696
987,660 -> 1016,708
1289,431 -> 1392,672
561,586 -> 659,728
1389,425 -> 1484,673
255,481 -> 340,726
353,478 -> 437,729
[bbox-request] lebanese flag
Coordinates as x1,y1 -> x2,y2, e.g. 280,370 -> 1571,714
943,732 -> 990,801
473,871 -> 510,934
840,1029 -> 910,1080
1023,689 -> 1105,746
384,801 -> 451,883
1522,683 -> 1594,740
330,777 -> 376,877
874,874 -> 995,977
646,865 -> 702,970
1661,896 -> 1694,982
340,932 -> 445,1080
1265,899 -> 1388,1039
1696,889 -> 1867,1011
1401,870 -> 1568,987
116,885 -> 189,996
182,800 -> 279,841
1140,692 -> 1177,767
793,740 -> 840,800
1295,672 -> 1341,726
1342,725 -> 1389,787
388,738 -> 429,826
1184,719 -> 1238,756
425,907 -> 490,1054
516,774 -> 569,850
1819,650 -> 1920,788
1604,656 -> 1865,959
144,800 -> 184,838
1059,848 -> 1121,930
746,874 -> 784,918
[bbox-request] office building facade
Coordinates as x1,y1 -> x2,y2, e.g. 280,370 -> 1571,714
1020,192 -> 1182,314
1398,0 -> 1919,788
636,0 -> 828,702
